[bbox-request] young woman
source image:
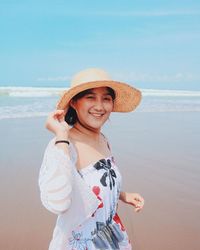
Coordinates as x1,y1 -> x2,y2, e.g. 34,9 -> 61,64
39,68 -> 144,250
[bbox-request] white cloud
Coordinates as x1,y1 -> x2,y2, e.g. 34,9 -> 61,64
37,76 -> 71,82
113,72 -> 200,83
37,72 -> 200,83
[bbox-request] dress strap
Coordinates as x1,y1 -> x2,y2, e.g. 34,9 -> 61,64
101,132 -> 112,152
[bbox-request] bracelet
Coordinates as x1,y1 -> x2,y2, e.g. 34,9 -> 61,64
55,140 -> 70,145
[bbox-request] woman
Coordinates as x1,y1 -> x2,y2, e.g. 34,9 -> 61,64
39,68 -> 144,250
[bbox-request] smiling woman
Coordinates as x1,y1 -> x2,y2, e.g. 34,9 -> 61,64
69,87 -> 114,131
65,87 -> 115,126
38,68 -> 144,250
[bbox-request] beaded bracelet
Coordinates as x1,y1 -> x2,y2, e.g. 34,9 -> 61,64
55,140 -> 70,145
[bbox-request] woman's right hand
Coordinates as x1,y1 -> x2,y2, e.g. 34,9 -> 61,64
45,109 -> 70,136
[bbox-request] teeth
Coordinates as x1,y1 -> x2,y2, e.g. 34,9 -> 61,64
90,113 -> 103,117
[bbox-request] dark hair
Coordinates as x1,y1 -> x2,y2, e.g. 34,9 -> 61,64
65,87 -> 115,126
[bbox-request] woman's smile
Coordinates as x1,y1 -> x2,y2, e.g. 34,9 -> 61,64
89,112 -> 105,118
70,87 -> 114,130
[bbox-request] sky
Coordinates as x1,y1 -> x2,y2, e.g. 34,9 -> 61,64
0,0 -> 200,90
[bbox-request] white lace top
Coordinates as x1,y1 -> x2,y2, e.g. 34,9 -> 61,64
39,138 -> 132,250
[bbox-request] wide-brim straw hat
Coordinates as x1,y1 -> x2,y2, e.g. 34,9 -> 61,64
57,68 -> 142,112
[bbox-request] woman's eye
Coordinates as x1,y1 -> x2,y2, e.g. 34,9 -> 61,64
86,95 -> 94,99
104,97 -> 112,101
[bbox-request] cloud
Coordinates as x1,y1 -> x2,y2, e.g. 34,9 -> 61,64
114,72 -> 200,83
37,76 -> 71,82
37,72 -> 200,84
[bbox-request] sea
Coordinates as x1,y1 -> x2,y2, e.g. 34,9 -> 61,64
0,85 -> 200,120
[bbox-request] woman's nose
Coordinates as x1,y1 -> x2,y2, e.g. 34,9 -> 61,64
93,99 -> 104,111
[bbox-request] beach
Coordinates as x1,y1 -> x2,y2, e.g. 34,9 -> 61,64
1,0 -> 200,247
0,111 -> 200,250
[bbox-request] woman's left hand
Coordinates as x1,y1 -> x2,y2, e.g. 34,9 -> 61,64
120,192 -> 145,212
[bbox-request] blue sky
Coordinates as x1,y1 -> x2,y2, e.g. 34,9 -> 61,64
0,0 -> 200,90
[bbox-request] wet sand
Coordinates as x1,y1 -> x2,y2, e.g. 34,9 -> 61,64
0,112 -> 200,250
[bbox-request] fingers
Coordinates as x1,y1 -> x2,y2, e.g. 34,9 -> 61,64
134,199 -> 145,212
130,193 -> 144,213
55,108 -> 69,117
125,192 -> 145,213
53,109 -> 65,117
53,109 -> 65,122
45,110 -> 65,129
134,193 -> 144,202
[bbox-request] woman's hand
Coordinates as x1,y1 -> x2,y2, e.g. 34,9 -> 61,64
119,192 -> 145,212
45,109 -> 70,136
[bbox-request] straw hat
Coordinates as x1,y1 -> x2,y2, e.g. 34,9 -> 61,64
57,68 -> 142,112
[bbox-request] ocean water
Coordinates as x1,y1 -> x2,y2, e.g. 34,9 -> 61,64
0,86 -> 200,120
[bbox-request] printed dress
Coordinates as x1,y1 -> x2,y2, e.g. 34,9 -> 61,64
66,156 -> 132,250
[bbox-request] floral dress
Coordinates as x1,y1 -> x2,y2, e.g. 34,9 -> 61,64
66,156 -> 132,250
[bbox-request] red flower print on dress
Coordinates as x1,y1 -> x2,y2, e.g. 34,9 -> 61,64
113,213 -> 126,231
92,186 -> 100,196
91,186 -> 104,217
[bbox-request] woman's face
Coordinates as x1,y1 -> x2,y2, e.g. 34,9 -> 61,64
70,87 -> 114,130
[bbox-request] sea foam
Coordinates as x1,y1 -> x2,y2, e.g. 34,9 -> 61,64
0,87 -> 200,119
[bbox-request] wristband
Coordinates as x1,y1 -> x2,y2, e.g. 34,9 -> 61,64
55,140 -> 70,145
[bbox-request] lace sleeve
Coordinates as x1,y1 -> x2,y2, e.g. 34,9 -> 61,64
38,138 -> 75,215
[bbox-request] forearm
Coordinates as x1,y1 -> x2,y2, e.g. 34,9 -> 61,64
55,132 -> 70,156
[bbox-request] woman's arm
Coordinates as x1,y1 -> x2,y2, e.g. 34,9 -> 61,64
45,109 -> 70,155
39,110 -> 73,215
119,191 -> 145,212
100,133 -> 145,212
39,137 -> 74,214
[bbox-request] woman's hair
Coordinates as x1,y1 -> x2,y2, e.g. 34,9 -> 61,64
65,87 -> 115,126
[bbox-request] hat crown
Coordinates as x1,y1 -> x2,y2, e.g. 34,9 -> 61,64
71,68 -> 112,87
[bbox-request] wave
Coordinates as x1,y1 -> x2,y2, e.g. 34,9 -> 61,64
1,86 -> 200,98
0,112 -> 49,120
0,86 -> 200,120
0,86 -> 67,97
1,106 -> 200,120
1,98 -> 200,120
141,89 -> 200,97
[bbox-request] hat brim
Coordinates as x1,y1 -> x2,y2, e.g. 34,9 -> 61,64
56,80 -> 142,112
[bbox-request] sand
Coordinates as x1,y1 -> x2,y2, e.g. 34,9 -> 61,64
0,111 -> 200,250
